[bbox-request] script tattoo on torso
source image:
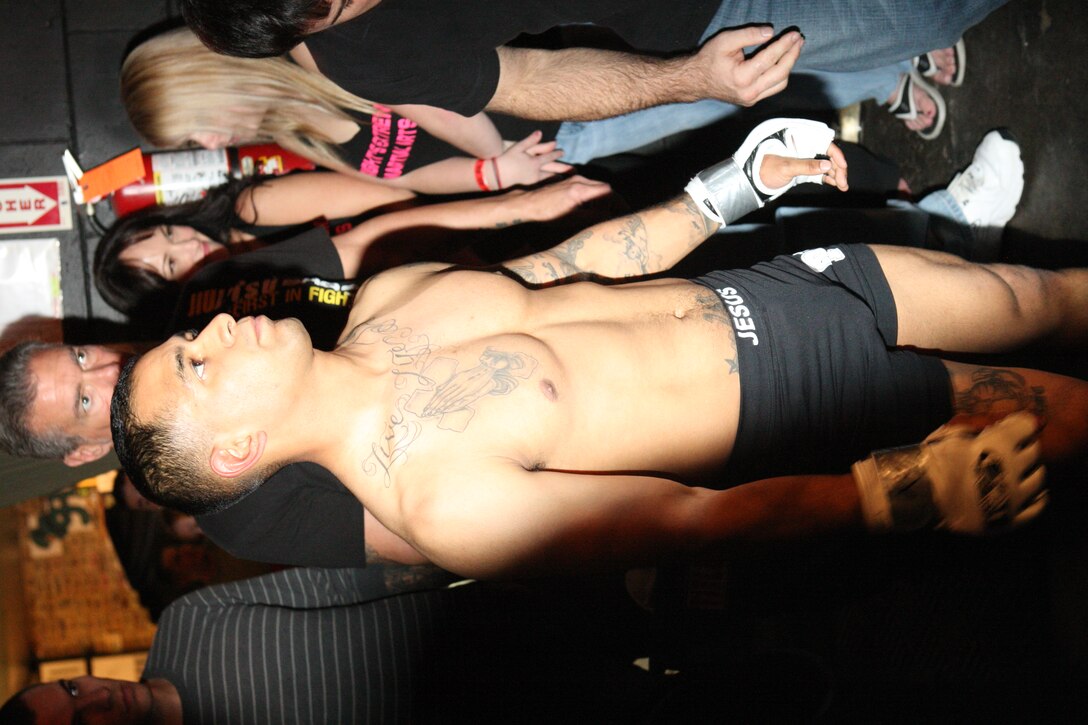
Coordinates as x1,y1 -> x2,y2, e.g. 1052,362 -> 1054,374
343,318 -> 538,485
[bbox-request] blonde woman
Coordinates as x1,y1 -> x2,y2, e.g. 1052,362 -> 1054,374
122,28 -> 570,195
123,29 -> 962,198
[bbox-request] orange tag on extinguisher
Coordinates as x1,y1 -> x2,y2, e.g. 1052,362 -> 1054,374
78,148 -> 146,202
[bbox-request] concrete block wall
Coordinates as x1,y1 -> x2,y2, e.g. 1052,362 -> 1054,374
0,1 -> 178,342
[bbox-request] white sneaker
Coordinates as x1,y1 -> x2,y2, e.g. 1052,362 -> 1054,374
947,130 -> 1025,227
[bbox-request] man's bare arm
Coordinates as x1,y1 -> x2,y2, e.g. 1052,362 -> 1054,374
502,194 -> 717,284
489,28 -> 803,121
502,149 -> 846,285
363,507 -> 430,565
407,465 -> 863,579
334,176 -> 612,277
406,414 -> 1046,579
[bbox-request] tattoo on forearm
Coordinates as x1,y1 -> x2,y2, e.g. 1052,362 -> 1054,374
953,367 -> 1048,418
607,215 -> 651,275
511,233 -> 587,284
676,194 -> 717,241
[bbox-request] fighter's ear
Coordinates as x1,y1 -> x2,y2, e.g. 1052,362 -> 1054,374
63,442 -> 113,467
209,431 -> 267,478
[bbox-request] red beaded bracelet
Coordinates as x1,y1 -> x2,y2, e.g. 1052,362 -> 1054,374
474,158 -> 490,191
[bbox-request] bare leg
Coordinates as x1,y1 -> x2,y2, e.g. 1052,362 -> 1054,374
943,360 -> 1088,463
871,245 -> 1088,352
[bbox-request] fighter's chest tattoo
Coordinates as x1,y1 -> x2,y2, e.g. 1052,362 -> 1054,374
345,318 -> 539,486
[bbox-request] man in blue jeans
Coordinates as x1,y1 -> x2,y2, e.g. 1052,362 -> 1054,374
180,0 -> 1005,121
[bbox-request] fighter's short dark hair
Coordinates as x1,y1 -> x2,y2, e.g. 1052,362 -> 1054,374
181,0 -> 334,58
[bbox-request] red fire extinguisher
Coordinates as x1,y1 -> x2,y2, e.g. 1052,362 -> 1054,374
110,144 -> 316,218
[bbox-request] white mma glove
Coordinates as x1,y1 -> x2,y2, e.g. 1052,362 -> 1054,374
852,411 -> 1048,535
685,118 -> 836,226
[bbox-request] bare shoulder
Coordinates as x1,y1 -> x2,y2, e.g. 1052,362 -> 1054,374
351,262 -> 451,316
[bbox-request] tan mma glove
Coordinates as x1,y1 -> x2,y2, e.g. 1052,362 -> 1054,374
852,412 -> 1048,534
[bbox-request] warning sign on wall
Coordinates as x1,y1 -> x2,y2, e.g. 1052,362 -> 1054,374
0,176 -> 73,235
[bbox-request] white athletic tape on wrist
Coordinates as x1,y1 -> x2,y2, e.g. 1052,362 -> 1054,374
852,448 -> 941,532
852,412 -> 1048,535
685,118 -> 835,226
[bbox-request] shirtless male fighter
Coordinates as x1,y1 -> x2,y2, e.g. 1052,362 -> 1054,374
112,119 -> 1069,578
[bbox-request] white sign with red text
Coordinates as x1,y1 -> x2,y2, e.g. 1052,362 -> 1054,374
0,176 -> 73,235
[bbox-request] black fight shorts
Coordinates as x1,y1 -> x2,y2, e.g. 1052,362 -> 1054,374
691,244 -> 952,484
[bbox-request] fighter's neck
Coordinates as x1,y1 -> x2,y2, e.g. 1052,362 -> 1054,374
276,346 -> 391,474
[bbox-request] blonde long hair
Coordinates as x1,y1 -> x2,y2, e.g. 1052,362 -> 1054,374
122,27 -> 378,172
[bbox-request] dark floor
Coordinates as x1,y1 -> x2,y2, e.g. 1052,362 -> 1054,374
0,0 -> 1086,720
644,3 -> 1088,715
863,0 -> 1088,243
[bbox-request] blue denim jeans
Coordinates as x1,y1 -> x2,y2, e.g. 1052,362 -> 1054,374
702,0 -> 1007,71
554,0 -> 1009,163
555,62 -> 908,164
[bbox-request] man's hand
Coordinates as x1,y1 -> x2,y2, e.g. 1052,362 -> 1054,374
853,411 -> 1048,535
499,175 -> 612,223
692,27 -> 804,107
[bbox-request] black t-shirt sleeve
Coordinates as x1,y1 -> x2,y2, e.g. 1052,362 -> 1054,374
305,0 -> 717,115
306,15 -> 501,116
197,462 -> 368,567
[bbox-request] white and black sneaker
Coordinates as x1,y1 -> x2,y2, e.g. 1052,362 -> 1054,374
947,129 -> 1024,228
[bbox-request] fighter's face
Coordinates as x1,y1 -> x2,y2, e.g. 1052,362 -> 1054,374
26,345 -> 127,448
19,675 -> 179,725
131,314 -> 314,445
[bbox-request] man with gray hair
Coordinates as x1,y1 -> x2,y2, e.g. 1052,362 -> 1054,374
0,341 -> 127,466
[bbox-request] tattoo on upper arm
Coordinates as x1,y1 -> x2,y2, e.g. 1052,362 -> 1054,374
509,233 -> 587,284
364,544 -> 450,590
952,367 -> 1048,418
380,562 -> 450,593
505,260 -> 539,284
